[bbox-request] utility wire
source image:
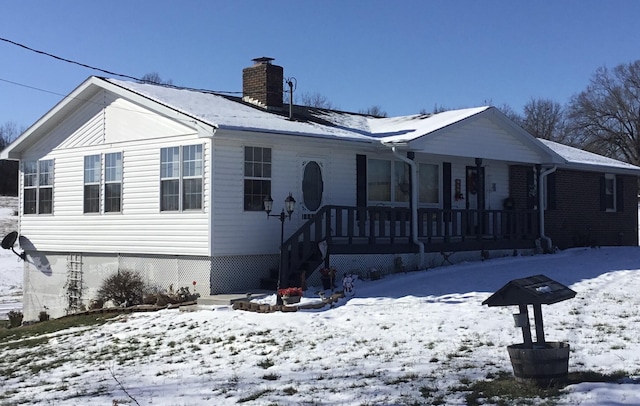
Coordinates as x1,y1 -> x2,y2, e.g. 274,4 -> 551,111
0,36 -> 244,95
0,36 -> 140,82
0,77 -> 68,98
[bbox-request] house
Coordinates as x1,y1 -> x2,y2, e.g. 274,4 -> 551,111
1,57 -> 638,320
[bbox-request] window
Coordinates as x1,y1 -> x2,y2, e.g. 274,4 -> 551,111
603,174 -> 616,212
23,159 -> 53,214
368,159 -> 391,202
368,158 -> 440,205
84,155 -> 101,213
160,145 -> 202,211
83,152 -> 123,214
244,146 -> 271,211
419,163 -> 439,204
182,145 -> 203,210
105,152 -> 122,212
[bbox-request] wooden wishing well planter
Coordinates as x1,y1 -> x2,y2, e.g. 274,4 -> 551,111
483,274 -> 576,386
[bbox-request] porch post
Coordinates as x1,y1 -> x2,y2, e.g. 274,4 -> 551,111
475,158 -> 484,238
407,151 -> 415,237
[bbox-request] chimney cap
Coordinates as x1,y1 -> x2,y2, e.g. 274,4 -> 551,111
252,57 -> 275,65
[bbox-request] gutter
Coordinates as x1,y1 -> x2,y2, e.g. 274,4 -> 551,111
391,146 -> 425,268
538,166 -> 557,252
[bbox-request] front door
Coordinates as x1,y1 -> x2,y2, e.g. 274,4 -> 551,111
465,166 -> 485,233
300,158 -> 325,220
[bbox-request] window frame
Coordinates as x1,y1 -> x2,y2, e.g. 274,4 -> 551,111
83,152 -> 123,214
604,173 -> 616,212
23,159 -> 54,215
83,154 -> 101,214
104,152 -> 123,213
367,158 -> 440,206
160,144 -> 203,212
243,146 -> 272,212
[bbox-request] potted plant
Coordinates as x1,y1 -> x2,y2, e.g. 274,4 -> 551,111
7,310 -> 23,328
278,287 -> 303,305
319,267 -> 336,290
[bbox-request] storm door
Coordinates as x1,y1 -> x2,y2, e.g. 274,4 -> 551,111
465,166 -> 485,233
300,158 -> 325,220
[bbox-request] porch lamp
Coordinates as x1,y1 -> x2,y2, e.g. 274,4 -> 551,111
264,193 -> 296,305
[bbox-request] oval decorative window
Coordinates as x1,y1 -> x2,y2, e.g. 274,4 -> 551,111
302,161 -> 323,211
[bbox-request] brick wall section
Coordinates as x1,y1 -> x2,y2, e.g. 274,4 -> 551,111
509,166 -> 638,249
242,63 -> 283,109
545,170 -> 638,249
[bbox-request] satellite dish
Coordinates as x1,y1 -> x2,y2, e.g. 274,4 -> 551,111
1,231 -> 17,250
1,231 -> 25,260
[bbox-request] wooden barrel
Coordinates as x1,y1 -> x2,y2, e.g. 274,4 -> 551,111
507,342 -> 570,386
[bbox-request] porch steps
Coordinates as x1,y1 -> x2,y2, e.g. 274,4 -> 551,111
259,245 -> 324,290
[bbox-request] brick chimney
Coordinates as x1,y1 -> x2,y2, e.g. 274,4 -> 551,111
242,57 -> 283,110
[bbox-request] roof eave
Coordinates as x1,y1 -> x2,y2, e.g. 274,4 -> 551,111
0,76 -> 106,159
561,162 -> 640,176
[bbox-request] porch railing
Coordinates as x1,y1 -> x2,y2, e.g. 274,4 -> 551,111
279,205 -> 539,285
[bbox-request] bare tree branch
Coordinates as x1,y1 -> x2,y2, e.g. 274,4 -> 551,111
567,60 -> 640,165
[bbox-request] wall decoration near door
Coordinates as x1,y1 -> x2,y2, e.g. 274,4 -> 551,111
301,159 -> 324,219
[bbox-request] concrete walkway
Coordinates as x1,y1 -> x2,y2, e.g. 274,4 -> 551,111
196,290 -> 273,306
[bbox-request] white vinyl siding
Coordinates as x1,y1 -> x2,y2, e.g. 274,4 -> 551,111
410,116 -> 547,164
211,133 -> 361,256
19,97 -> 210,256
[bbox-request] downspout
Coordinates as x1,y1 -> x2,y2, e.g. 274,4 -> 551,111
391,146 -> 425,268
538,165 -> 557,252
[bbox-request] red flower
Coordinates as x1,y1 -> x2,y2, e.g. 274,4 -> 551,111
278,287 -> 303,297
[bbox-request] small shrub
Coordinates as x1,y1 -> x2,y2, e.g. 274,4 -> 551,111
257,358 -> 274,369
147,285 -> 201,306
96,268 -> 145,307
88,299 -> 104,310
38,311 -> 49,322
7,310 -> 23,328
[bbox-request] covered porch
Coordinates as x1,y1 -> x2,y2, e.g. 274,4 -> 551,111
275,204 -> 539,288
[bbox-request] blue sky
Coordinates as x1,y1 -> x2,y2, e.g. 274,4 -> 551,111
1,0 -> 639,131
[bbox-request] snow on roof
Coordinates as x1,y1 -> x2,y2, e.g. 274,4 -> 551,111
106,78 -> 375,142
373,107 -> 490,142
101,79 -> 640,174
539,138 -> 640,173
105,78 -> 488,143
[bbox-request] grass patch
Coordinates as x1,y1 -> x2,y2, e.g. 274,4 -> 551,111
237,389 -> 273,403
257,358 -> 274,369
0,314 -> 115,350
463,369 -> 630,406
463,371 -> 562,405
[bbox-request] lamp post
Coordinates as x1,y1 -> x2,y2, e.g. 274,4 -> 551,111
264,193 -> 296,305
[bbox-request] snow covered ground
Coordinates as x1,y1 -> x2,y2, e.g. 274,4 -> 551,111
1,197 -> 640,405
0,196 -> 21,320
